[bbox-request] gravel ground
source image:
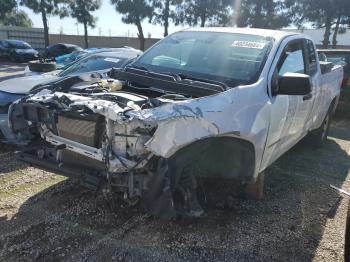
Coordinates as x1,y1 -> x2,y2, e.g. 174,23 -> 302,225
0,62 -> 27,81
0,114 -> 349,262
0,64 -> 350,261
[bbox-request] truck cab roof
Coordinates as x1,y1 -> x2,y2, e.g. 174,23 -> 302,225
182,27 -> 300,41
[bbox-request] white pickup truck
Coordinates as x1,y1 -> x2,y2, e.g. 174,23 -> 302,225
9,28 -> 343,218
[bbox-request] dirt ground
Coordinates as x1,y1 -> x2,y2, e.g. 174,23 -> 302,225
0,62 -> 27,81
0,64 -> 350,261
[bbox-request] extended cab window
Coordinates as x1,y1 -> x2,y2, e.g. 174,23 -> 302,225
306,40 -> 318,76
278,41 -> 305,76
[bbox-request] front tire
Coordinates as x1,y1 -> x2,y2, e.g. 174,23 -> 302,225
245,172 -> 265,200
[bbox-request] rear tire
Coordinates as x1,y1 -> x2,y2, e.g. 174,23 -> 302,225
345,199 -> 350,262
307,105 -> 333,147
28,60 -> 56,73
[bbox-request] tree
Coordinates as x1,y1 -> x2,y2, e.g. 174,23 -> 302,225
151,0 -> 179,37
1,10 -> 33,27
68,0 -> 101,48
111,0 -> 153,51
0,0 -> 17,19
287,0 -> 350,48
236,0 -> 290,29
20,0 -> 69,47
174,0 -> 231,27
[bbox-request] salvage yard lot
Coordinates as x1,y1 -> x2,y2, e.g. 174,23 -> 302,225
0,63 -> 350,262
0,62 -> 27,81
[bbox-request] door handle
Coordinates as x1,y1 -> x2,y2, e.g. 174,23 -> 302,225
303,93 -> 313,101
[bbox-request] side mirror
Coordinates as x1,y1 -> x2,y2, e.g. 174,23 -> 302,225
277,73 -> 311,96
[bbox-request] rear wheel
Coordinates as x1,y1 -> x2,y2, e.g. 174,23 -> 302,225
307,105 -> 333,147
345,199 -> 350,262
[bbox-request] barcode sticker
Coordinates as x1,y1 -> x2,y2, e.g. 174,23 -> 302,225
232,41 -> 266,49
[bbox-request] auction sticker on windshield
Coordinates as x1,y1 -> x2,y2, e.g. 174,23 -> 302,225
104,58 -> 121,63
232,41 -> 266,49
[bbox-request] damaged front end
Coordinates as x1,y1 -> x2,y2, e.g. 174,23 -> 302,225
9,86 -> 208,218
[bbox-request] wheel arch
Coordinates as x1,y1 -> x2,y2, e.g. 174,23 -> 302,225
167,136 -> 256,183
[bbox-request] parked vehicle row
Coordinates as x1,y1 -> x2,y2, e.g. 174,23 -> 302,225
0,48 -> 142,142
1,28 -> 343,218
0,40 -> 83,63
0,40 -> 38,62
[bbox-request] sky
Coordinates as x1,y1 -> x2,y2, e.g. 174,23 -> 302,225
19,0 -> 187,39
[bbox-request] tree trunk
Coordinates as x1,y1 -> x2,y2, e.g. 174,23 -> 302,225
200,11 -> 206,27
136,20 -> 145,51
83,20 -> 89,48
163,0 -> 170,37
40,0 -> 49,46
322,15 -> 332,49
252,2 -> 263,28
332,16 -> 341,48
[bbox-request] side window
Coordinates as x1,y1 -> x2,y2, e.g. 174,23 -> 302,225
306,40 -> 318,76
277,40 -> 305,76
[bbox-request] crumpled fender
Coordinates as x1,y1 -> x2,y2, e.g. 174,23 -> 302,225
130,80 -> 271,179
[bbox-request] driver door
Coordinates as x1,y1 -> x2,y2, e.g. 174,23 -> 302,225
261,38 -> 311,169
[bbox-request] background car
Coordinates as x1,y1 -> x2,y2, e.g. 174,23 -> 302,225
318,49 -> 350,108
55,46 -> 140,69
0,40 -> 38,62
0,48 -> 142,142
43,43 -> 83,59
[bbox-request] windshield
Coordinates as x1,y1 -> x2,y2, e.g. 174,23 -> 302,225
58,54 -> 128,77
7,40 -> 32,49
135,31 -> 273,85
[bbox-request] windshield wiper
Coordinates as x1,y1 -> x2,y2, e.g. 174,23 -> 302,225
161,72 -> 228,91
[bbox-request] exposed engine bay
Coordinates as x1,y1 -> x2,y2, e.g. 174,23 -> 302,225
8,67 -> 255,218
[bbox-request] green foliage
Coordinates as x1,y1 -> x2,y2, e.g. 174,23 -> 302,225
68,0 -> 101,48
20,0 -> 69,46
286,0 -> 350,47
174,0 -> 232,27
20,0 -> 69,17
237,0 -> 290,29
111,0 -> 153,25
68,0 -> 101,28
0,0 -> 32,27
151,0 -> 179,36
0,0 -> 17,17
111,0 -> 153,50
1,10 -> 33,27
